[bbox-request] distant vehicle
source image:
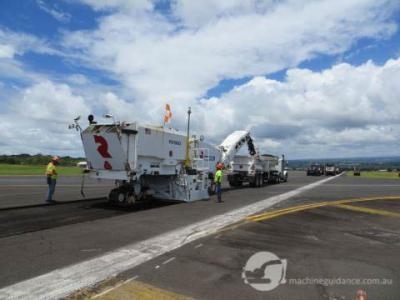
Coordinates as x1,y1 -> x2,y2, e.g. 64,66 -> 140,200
353,166 -> 361,176
307,163 -> 324,176
325,163 -> 336,176
76,161 -> 88,168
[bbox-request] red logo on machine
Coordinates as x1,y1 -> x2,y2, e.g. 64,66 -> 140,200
94,135 -> 112,158
94,135 -> 113,170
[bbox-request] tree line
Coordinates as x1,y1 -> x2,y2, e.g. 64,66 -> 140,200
0,154 -> 85,166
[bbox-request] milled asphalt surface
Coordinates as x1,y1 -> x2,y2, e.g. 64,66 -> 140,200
0,171 -> 314,288
0,172 -> 399,299
0,175 -> 114,209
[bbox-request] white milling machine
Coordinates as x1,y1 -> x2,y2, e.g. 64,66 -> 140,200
71,113 -> 256,204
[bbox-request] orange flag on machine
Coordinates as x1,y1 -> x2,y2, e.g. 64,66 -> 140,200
164,104 -> 172,124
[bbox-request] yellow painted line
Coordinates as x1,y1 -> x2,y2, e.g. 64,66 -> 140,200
92,280 -> 192,300
333,204 -> 400,218
247,196 -> 400,222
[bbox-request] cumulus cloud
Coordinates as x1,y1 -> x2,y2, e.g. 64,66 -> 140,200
0,80 -> 92,156
1,0 -> 400,158
11,81 -> 90,123
193,58 -> 400,158
0,115 -> 83,155
171,0 -> 280,29
62,0 -> 398,110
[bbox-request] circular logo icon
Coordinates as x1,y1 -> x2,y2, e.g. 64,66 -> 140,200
242,251 -> 287,291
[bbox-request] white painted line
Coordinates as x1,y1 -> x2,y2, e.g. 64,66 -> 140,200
194,243 -> 203,249
81,248 -> 102,252
92,277 -> 135,299
0,175 -> 339,299
91,286 -> 116,299
155,265 -> 160,269
162,257 -> 176,265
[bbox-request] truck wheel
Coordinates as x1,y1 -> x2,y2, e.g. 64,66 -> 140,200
108,188 -> 119,204
117,191 -> 127,205
284,174 -> 288,182
258,174 -> 263,187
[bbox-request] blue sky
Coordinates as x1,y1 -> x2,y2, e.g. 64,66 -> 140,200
0,0 -> 400,159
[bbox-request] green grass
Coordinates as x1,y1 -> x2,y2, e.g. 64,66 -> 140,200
0,164 -> 84,176
346,171 -> 400,179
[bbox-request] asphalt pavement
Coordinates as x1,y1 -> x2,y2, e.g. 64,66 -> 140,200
0,175 -> 115,209
0,172 -> 399,299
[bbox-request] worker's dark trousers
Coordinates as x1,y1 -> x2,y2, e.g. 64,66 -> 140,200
216,183 -> 222,202
47,178 -> 56,201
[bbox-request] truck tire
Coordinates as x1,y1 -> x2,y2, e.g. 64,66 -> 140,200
258,173 -> 263,187
249,177 -> 256,187
283,173 -> 288,182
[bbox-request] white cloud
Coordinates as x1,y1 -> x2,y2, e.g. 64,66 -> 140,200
192,58 -> 400,158
36,0 -> 71,23
66,74 -> 89,85
12,80 -> 90,123
62,0 -> 398,106
0,113 -> 85,156
171,0 -> 279,29
0,44 -> 14,58
0,28 -> 56,57
77,0 -> 153,12
1,0 -> 400,158
0,80 -> 92,156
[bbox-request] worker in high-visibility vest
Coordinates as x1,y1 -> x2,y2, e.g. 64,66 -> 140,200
45,156 -> 60,203
214,163 -> 223,203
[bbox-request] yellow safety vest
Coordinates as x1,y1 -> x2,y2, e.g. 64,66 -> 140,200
214,170 -> 222,184
45,162 -> 58,179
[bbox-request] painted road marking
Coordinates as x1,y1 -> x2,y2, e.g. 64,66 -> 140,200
0,174 -> 340,299
194,243 -> 203,249
91,278 -> 136,299
246,196 -> 400,222
163,257 -> 176,265
333,203 -> 400,218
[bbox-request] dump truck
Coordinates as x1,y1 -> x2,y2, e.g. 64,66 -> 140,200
227,154 -> 288,187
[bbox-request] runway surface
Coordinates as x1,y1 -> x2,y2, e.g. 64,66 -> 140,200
0,172 -> 399,299
0,175 -> 114,209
